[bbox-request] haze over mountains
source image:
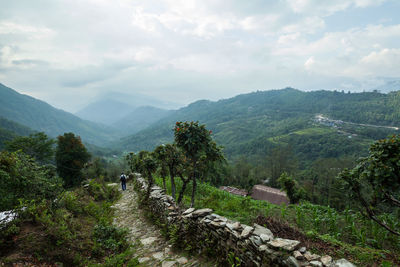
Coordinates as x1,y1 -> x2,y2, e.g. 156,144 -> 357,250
1,82 -> 400,164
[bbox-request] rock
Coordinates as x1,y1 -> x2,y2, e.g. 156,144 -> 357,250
140,236 -> 158,246
183,208 -> 195,215
138,257 -> 150,263
331,259 -> 356,267
249,235 -> 263,246
310,261 -> 323,267
304,251 -> 320,261
162,261 -> 176,267
260,233 -> 272,243
192,208 -> 213,217
268,238 -> 300,252
240,226 -> 254,238
253,224 -> 274,240
299,247 -> 307,253
106,183 -> 118,187
152,252 -> 164,260
283,256 -> 300,267
164,247 -> 171,255
176,257 -> 188,264
293,250 -> 304,260
320,255 -> 332,266
226,222 -> 241,231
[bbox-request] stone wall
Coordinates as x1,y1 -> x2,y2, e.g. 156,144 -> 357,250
133,174 -> 355,267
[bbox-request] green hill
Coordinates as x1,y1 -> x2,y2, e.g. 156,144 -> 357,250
116,88 -> 400,164
0,83 -> 119,146
0,117 -> 34,150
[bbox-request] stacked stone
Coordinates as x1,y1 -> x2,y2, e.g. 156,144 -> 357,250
133,174 -> 356,267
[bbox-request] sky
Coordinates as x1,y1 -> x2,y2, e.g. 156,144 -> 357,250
1,0 -> 400,112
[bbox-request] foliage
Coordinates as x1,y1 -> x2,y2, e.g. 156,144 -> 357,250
5,132 -> 55,164
155,177 -> 400,265
56,132 -> 91,188
174,121 -> 225,207
339,135 -> 400,236
0,174 -> 131,266
278,172 -> 306,204
0,150 -> 62,211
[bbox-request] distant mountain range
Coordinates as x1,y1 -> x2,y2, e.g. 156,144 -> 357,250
372,80 -> 400,93
115,88 -> 400,164
0,83 -> 119,146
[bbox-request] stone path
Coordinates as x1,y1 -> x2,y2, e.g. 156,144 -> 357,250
112,184 -> 214,267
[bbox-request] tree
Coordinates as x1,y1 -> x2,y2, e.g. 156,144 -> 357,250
339,135 -> 400,236
0,151 -> 62,211
55,133 -> 91,188
5,132 -> 55,164
136,151 -> 157,200
154,145 -> 169,190
174,121 -> 224,207
278,172 -> 306,204
265,146 -> 298,188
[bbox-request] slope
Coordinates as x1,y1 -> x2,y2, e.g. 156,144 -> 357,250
116,88 -> 400,163
0,83 -> 119,146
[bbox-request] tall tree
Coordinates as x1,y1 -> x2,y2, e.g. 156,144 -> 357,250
339,135 -> 400,236
154,145 -> 169,190
55,133 -> 91,188
5,132 -> 55,164
174,121 -> 224,207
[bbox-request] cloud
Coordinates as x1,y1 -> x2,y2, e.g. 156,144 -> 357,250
0,0 -> 398,111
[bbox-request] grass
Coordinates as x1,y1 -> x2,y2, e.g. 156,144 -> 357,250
155,176 -> 400,266
0,177 -> 139,266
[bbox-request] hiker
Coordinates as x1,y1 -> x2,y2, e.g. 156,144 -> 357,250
120,172 -> 127,191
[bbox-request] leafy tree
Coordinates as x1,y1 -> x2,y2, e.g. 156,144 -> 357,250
265,146 -> 298,188
0,151 -> 62,211
137,151 -> 157,200
5,132 -> 55,164
278,172 -> 306,204
55,133 -> 91,188
154,145 -> 169,190
174,121 -> 224,207
339,135 -> 400,235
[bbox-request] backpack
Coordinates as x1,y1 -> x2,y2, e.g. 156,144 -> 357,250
120,174 -> 126,182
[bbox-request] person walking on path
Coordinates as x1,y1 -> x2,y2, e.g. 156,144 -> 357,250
120,172 -> 127,191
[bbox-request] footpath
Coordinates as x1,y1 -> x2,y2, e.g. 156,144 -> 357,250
112,183 -> 214,267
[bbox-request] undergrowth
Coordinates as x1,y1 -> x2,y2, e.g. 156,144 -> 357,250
0,177 -> 138,266
155,176 -> 400,266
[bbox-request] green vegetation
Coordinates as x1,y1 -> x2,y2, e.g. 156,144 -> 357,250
1,132 -> 136,266
154,176 -> 400,266
0,83 -> 119,146
56,132 -> 91,188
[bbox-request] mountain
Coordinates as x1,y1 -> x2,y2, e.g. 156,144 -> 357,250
75,92 -> 182,125
372,80 -> 400,93
75,99 -> 136,125
0,83 -> 119,146
112,106 -> 172,135
0,117 -> 35,150
115,88 -> 400,164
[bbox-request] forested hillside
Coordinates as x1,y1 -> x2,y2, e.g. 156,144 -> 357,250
117,88 -> 400,165
0,117 -> 34,150
0,83 -> 119,146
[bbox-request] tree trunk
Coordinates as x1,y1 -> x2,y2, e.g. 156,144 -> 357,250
146,173 -> 154,200
191,174 -> 197,208
170,171 -> 176,200
162,176 -> 166,190
177,174 -> 189,204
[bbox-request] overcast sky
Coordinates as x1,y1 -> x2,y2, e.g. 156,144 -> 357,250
1,0 -> 400,112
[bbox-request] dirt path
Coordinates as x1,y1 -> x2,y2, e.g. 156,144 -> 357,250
112,183 -> 213,267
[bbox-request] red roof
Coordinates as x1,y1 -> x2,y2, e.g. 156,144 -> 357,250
219,186 -> 248,197
251,185 -> 289,205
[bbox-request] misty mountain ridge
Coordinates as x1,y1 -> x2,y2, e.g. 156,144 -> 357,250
371,79 -> 400,93
112,106 -> 172,135
0,83 -> 119,146
116,88 -> 400,165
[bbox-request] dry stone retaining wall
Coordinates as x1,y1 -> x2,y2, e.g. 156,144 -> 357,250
133,174 -> 355,267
